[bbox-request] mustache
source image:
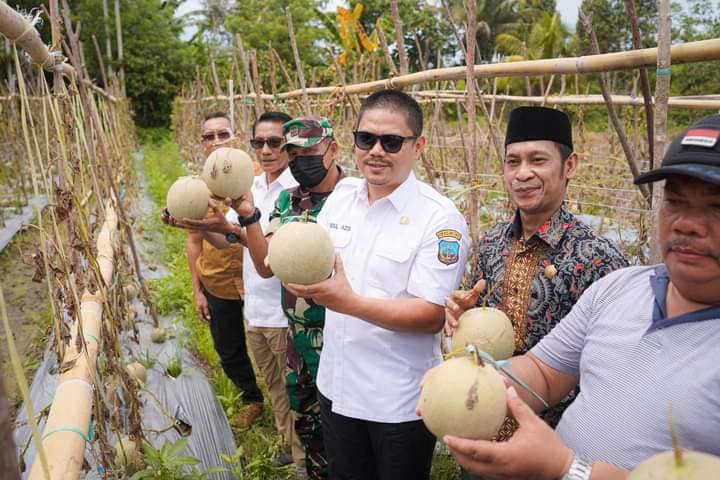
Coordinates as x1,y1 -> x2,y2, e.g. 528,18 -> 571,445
364,158 -> 391,166
665,239 -> 720,260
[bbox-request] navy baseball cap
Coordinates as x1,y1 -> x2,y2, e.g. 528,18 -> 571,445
635,114 -> 720,186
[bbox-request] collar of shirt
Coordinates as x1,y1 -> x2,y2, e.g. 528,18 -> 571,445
507,204 -> 575,249
288,165 -> 345,202
648,263 -> 720,332
356,171 -> 418,212
254,166 -> 296,192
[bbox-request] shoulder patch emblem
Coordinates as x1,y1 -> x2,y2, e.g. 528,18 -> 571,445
436,229 -> 462,265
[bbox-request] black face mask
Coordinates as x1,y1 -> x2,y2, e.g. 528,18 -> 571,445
290,148 -> 330,188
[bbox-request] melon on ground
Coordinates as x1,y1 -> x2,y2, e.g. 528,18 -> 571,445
166,176 -> 210,220
420,356 -> 507,440
201,147 -> 254,199
451,307 -> 515,360
125,361 -> 147,387
268,221 -> 335,285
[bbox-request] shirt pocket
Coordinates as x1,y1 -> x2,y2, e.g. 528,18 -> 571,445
328,227 -> 352,251
367,244 -> 413,297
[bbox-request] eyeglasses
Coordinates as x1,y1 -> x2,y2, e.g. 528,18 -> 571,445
353,131 -> 418,154
201,130 -> 232,142
250,137 -> 284,149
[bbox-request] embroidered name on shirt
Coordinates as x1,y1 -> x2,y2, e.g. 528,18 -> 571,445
436,229 -> 462,265
329,222 -> 351,231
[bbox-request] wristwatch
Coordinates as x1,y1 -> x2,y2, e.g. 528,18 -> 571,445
225,223 -> 242,243
238,207 -> 261,227
562,455 -> 593,480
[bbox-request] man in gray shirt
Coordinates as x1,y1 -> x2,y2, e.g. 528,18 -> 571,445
430,114 -> 720,479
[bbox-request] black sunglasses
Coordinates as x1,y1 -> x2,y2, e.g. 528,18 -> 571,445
250,137 -> 284,149
353,131 -> 418,154
201,130 -> 232,142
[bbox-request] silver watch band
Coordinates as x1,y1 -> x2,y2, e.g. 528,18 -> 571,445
562,455 -> 593,480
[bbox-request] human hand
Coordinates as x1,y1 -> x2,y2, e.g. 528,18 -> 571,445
228,191 -> 255,218
283,256 -> 355,312
194,290 -> 211,324
444,279 -> 486,336
177,199 -> 235,234
444,386 -> 574,480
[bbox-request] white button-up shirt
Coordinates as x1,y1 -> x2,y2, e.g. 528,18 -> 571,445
316,172 -> 470,423
227,168 -> 297,328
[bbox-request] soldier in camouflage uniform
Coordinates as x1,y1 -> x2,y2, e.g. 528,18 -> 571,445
264,117 -> 344,480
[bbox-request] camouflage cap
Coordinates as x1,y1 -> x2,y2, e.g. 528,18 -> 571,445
281,117 -> 334,150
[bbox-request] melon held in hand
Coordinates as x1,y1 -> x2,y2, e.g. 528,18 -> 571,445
202,147 -> 254,199
166,176 -> 210,220
452,307 -> 515,360
268,221 -> 335,285
420,356 -> 507,440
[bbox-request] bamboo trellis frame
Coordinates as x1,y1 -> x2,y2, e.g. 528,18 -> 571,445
180,38 -> 720,100
28,203 -> 118,480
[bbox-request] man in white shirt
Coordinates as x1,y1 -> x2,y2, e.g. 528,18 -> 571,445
238,112 -> 305,469
285,90 -> 470,479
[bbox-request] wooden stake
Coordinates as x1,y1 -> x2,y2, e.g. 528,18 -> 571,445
390,0 -> 408,75
376,20 -> 398,75
0,361 -> 21,480
250,49 -> 264,116
651,0 -> 672,261
114,0 -> 125,96
581,11 -> 650,205
624,0 -> 654,164
92,35 -> 109,89
286,8 -> 311,115
464,0 -> 480,274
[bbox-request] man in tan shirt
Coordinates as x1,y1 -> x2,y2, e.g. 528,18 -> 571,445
189,112 -> 264,427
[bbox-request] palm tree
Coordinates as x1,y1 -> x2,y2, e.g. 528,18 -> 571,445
448,0 -> 520,62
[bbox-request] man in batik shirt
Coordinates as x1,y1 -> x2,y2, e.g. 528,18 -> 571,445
445,107 -> 628,458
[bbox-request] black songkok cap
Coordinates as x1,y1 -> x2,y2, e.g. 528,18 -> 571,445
505,106 -> 573,151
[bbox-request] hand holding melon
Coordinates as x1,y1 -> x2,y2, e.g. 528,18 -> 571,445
444,279 -> 487,336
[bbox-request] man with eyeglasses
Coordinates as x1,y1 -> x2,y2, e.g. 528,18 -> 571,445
177,116 -> 344,480
283,90 -> 470,479
442,106 -> 627,479
187,112 -> 266,429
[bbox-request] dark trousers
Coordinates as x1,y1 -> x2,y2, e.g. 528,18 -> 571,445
319,391 -> 435,480
204,289 -> 263,404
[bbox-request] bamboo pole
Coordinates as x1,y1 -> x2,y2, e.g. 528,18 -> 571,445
221,38 -> 720,100
624,0 -> 654,163
92,34 -> 109,89
376,20 -> 398,75
581,11 -> 650,204
652,0 -> 672,261
389,0 -> 408,75
0,2 -> 75,76
28,203 -> 117,480
250,49 -> 264,115
102,0 -> 113,77
286,8 -> 311,115
114,0 -> 125,96
179,92 -> 720,110
0,364 -> 21,479
464,0 -> 480,269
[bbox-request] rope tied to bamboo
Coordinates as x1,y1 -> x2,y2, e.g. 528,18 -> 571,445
42,423 -> 94,443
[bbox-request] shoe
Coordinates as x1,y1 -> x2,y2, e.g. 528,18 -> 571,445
294,465 -> 309,480
231,403 -> 263,428
271,449 -> 294,467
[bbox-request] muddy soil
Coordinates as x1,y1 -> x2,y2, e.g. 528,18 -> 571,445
0,228 -> 50,414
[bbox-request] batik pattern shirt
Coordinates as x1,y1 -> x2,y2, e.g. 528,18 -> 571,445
474,205 -> 628,429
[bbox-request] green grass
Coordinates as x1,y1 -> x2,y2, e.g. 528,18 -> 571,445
141,135 -> 293,479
